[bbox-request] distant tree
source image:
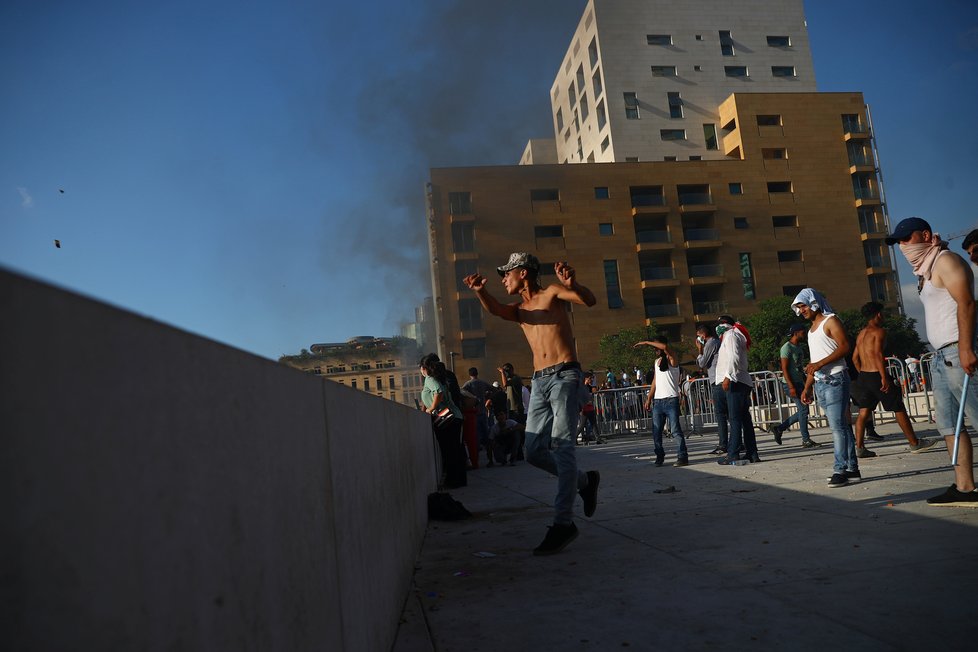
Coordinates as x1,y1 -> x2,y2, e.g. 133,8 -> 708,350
834,309 -> 926,359
593,323 -> 694,380
742,296 -> 798,371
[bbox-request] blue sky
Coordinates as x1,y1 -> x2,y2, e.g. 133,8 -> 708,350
2,0 -> 975,359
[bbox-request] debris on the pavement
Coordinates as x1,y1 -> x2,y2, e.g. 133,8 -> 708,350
472,551 -> 496,558
453,570 -> 470,577
653,486 -> 678,494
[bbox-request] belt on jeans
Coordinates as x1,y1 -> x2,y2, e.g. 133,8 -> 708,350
937,341 -> 958,351
532,361 -> 581,379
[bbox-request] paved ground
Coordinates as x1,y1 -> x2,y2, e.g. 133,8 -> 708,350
393,421 -> 978,651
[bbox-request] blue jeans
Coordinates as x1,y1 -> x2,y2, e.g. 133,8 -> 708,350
525,367 -> 588,525
814,371 -> 857,473
651,396 -> 687,460
779,382 -> 811,442
712,383 -> 729,450
725,381 -> 757,458
931,344 -> 978,437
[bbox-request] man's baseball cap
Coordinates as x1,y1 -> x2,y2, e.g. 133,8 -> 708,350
497,252 -> 540,276
787,323 -> 807,336
884,217 -> 931,245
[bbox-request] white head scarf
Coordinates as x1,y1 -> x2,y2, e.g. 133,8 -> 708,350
792,288 -> 834,316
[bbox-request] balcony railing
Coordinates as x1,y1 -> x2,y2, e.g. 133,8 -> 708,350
854,187 -> 880,200
689,264 -> 723,277
636,230 -> 671,243
843,120 -> 868,134
631,195 -> 667,207
684,228 -> 718,241
865,254 -> 891,269
848,154 -> 873,167
678,192 -> 713,205
645,304 -> 680,318
859,218 -> 887,234
693,301 -> 728,315
641,266 -> 676,281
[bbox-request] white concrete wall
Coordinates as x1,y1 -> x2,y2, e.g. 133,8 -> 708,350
0,268 -> 436,651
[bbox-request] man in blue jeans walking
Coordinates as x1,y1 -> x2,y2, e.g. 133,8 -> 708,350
638,336 -> 689,467
465,253 -> 601,554
773,324 -> 822,448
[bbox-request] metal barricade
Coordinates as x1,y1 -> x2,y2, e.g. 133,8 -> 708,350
593,385 -> 652,437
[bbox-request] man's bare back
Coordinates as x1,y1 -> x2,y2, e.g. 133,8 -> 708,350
853,323 -> 887,374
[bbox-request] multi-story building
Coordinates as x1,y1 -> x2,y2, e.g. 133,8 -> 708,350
425,0 -> 899,375
552,0 -> 816,165
279,336 -> 425,408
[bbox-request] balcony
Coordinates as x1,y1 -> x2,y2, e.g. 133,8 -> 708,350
644,303 -> 684,325
688,264 -> 725,285
635,230 -> 673,251
684,228 -> 721,249
678,193 -> 715,214
848,154 -> 876,174
693,300 -> 728,320
640,266 -> 680,288
843,125 -> 870,141
854,187 -> 881,207
631,191 -> 669,215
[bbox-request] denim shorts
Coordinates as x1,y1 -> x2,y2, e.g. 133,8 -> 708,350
931,344 -> 978,437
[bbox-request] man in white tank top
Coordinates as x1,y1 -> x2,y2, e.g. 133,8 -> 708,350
637,336 -> 689,467
888,217 -> 977,507
793,288 -> 860,487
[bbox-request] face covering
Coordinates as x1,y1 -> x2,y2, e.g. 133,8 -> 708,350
899,234 -> 947,281
715,323 -> 732,337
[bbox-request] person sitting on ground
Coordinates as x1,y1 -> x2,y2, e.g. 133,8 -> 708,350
851,302 -> 937,458
489,409 -> 524,465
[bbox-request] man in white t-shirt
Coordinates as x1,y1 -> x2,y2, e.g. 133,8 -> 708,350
637,336 -> 689,467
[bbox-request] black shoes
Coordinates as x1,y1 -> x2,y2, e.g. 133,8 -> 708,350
827,473 -> 848,487
533,523 -> 579,555
579,470 -> 600,517
926,484 -> 978,507
654,453 -> 665,467
748,454 -> 762,463
865,431 -> 885,442
673,458 -> 689,467
773,425 -> 784,445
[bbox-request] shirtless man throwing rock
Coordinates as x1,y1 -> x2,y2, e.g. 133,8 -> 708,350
465,253 -> 600,555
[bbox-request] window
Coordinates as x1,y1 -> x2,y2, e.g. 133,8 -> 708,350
734,217 -> 749,229
719,31 -> 734,56
729,182 -> 743,195
448,191 -> 471,214
740,252 -> 755,299
588,38 -> 598,68
603,260 -> 624,308
599,223 -> 614,235
768,181 -> 792,193
868,275 -> 891,302
647,34 -> 672,45
600,135 -> 610,152
783,285 -> 805,297
461,338 -> 485,359
624,92 -> 639,119
767,35 -> 791,47
650,65 -> 677,77
350,379 -> 357,389
762,147 -> 787,159
556,108 -> 564,132
772,66 -> 796,77
388,375 -> 395,389
695,34 -> 703,41
842,114 -> 865,133
580,94 -> 589,121
451,222 -> 474,252
778,250 -> 803,262
724,66 -> 748,77
534,225 -> 563,238
773,215 -> 798,228
455,259 -> 477,291
576,65 -> 586,92
703,124 -> 718,150
660,129 -> 686,140
597,100 -> 607,129
594,186 -> 610,199
689,156 -> 701,161
568,81 -> 577,107
376,376 -> 383,390
693,65 -> 702,71
667,92 -> 683,118
458,298 -> 483,330
592,69 -> 603,98
757,114 -> 782,126
663,156 -> 677,161
625,157 -> 639,162
364,379 -> 370,391
530,188 -> 559,201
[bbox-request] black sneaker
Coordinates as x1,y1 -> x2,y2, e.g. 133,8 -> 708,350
926,484 -> 978,507
654,453 -> 665,467
865,431 -> 885,442
579,470 -> 600,517
673,458 -> 689,467
844,469 -> 862,483
802,439 -> 823,448
533,523 -> 579,555
827,473 -> 848,487
773,426 -> 784,445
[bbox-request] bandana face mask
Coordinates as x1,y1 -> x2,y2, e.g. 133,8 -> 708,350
715,323 -> 733,337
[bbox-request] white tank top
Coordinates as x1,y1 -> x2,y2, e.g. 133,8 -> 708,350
653,363 -> 682,399
807,314 -> 846,377
920,252 -> 960,350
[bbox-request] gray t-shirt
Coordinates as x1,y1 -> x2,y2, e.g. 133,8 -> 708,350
696,337 -> 721,383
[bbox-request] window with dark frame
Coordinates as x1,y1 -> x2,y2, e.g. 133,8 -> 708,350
451,222 -> 474,252
534,225 -> 564,238
603,260 -> 624,308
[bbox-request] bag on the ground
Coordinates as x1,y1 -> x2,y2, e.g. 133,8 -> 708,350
427,492 -> 471,521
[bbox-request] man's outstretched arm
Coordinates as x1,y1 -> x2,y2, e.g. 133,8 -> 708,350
464,273 -> 520,322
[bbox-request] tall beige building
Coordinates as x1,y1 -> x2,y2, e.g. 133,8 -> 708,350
426,1 -> 898,376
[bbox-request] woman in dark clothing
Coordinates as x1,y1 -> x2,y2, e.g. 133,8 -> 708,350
420,353 -> 467,488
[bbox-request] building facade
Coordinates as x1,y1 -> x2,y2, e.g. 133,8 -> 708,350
551,0 -> 816,165
425,0 -> 898,375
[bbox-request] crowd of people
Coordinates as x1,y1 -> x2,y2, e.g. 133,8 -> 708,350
419,221 -> 977,555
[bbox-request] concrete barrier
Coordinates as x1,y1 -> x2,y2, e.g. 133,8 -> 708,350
0,268 -> 436,651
